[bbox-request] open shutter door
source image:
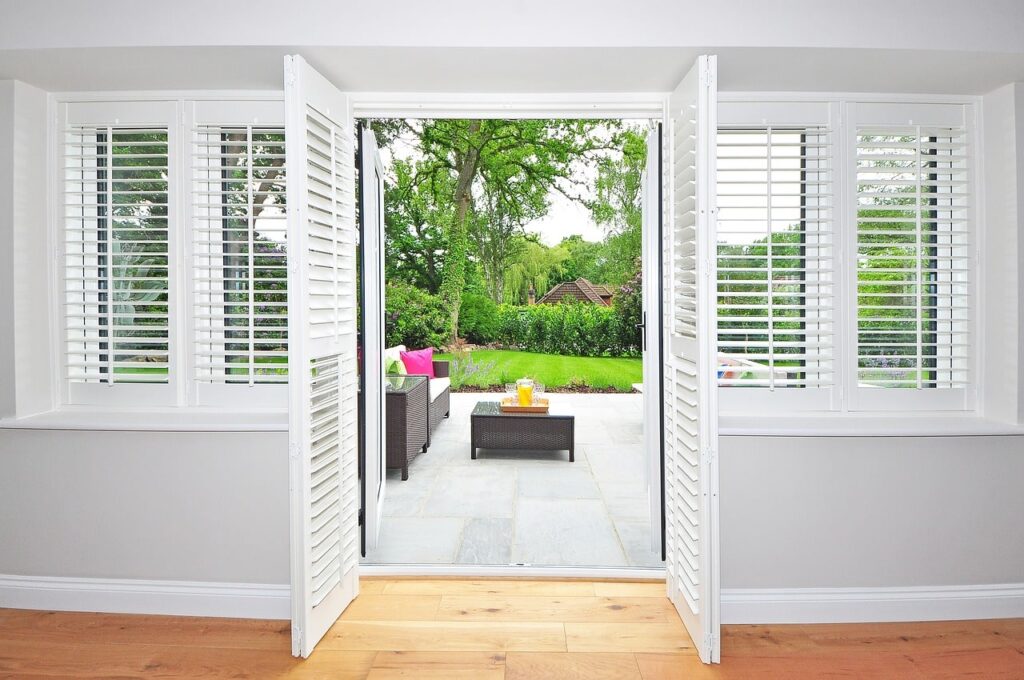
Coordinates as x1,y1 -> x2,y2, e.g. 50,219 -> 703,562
285,54 -> 360,658
664,55 -> 720,664
359,125 -> 387,552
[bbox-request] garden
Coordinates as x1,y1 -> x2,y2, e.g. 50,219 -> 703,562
377,118 -> 647,393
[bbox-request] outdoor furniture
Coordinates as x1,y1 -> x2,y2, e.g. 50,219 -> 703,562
385,375 -> 430,480
470,401 -> 575,461
383,345 -> 451,443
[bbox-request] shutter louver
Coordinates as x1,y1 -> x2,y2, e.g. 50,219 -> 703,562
64,126 -> 170,384
716,127 -> 833,388
192,125 -> 288,384
855,127 -> 970,389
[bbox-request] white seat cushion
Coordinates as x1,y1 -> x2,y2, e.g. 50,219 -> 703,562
428,377 -> 451,403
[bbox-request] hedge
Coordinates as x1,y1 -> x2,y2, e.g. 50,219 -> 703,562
495,301 -> 640,357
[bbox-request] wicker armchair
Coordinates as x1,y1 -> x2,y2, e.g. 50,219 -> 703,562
385,375 -> 430,481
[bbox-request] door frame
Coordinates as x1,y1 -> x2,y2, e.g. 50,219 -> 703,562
351,92 -> 681,580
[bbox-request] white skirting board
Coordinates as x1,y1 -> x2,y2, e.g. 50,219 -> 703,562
0,574 -> 290,619
722,584 -> 1024,624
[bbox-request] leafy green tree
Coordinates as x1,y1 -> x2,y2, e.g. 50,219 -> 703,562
395,118 -> 616,340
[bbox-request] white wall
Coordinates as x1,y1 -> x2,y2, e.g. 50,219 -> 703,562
0,429 -> 289,584
0,80 -> 50,419
982,84 -> 1022,422
720,435 -> 1024,590
0,81 -> 15,418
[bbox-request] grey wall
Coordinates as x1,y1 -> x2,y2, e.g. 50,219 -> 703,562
720,435 -> 1024,589
0,429 -> 290,584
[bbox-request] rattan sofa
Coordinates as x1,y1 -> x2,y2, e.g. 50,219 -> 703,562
383,346 -> 451,473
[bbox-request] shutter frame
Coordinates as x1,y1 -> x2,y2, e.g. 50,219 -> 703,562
60,100 -> 179,407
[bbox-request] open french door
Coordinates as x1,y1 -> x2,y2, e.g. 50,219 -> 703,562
663,55 -> 720,663
641,124 -> 665,557
285,54 -> 361,658
359,125 -> 387,553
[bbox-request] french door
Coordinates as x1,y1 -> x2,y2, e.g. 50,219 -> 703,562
641,123 -> 664,556
663,55 -> 721,663
285,54 -> 361,658
359,125 -> 387,553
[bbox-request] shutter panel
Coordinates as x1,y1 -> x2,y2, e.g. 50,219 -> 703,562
664,55 -> 720,664
716,127 -> 834,389
855,126 -> 970,391
64,126 -> 171,387
285,55 -> 360,658
192,125 -> 288,387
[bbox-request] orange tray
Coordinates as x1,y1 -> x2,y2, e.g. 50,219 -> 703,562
499,397 -> 550,413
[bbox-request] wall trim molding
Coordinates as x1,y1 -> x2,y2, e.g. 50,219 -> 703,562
722,583 -> 1024,624
0,574 -> 289,619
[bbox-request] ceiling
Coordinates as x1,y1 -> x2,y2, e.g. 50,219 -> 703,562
2,46 -> 1024,96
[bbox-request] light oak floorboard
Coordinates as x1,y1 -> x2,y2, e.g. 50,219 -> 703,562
506,651 -> 643,680
342,594 -> 442,621
0,609 -> 290,650
381,578 -> 597,597
324,620 -> 567,652
366,651 -> 505,679
437,595 -> 679,623
565,622 -> 694,653
593,581 -> 668,598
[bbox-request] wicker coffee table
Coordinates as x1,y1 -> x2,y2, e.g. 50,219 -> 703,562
470,401 -> 574,461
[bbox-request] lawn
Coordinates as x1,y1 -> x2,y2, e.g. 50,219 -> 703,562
435,349 -> 641,393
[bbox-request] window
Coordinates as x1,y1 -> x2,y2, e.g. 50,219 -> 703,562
64,125 -> 172,393
716,99 -> 975,413
192,125 -> 288,392
854,126 -> 970,391
58,98 -> 286,409
716,127 -> 834,392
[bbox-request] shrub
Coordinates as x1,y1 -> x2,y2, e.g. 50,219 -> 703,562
385,281 -> 449,349
458,293 -> 500,344
494,300 -> 638,357
613,268 -> 643,355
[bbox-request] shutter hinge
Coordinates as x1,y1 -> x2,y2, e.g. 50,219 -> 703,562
289,442 -> 301,460
704,631 -> 714,654
292,623 -> 303,646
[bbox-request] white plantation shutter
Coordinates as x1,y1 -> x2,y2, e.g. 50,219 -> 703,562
285,55 -> 360,658
192,124 -> 288,391
854,126 -> 970,396
62,107 -> 175,403
716,127 -> 834,391
664,55 -> 720,664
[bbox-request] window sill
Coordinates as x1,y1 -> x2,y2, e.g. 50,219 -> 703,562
0,407 -> 288,432
719,413 -> 1024,438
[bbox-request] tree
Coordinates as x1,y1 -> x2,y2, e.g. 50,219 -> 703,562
505,236 -> 570,304
588,126 -> 647,284
401,118 -> 617,340
383,158 -> 452,293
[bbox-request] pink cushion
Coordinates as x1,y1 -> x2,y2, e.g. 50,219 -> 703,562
400,347 -> 435,378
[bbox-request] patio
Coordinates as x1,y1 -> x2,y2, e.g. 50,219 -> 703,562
364,392 -> 661,569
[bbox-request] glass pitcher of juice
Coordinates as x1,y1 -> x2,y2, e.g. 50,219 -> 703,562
516,378 -> 534,406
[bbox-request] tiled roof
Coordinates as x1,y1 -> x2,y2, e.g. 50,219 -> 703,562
537,278 -> 613,306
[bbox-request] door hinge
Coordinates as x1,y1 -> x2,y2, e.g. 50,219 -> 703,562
358,508 -> 364,526
704,631 -> 715,655
289,443 -> 301,460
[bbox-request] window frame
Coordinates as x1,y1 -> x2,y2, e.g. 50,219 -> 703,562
51,94 -> 288,411
716,94 -> 981,415
843,100 -> 977,412
716,99 -> 841,413
186,99 -> 288,409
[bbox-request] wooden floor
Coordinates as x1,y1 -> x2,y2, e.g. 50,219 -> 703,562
1,578 -> 1023,678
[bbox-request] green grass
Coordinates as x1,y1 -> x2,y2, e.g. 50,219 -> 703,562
435,349 -> 641,393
